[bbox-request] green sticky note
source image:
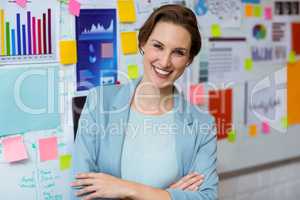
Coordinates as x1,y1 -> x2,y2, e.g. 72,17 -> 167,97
281,117 -> 288,129
227,130 -> 236,143
60,154 -> 72,171
254,5 -> 262,17
211,24 -> 221,37
288,51 -> 296,63
128,64 -> 139,79
244,58 -> 253,71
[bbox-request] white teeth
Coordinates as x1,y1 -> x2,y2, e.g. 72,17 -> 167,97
154,67 -> 171,75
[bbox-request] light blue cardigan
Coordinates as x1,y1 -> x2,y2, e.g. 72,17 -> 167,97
71,78 -> 218,200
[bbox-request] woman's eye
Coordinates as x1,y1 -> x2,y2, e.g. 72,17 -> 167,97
153,44 -> 163,49
174,50 -> 185,56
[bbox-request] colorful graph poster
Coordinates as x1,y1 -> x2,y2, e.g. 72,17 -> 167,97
192,0 -> 242,28
0,0 -> 59,65
76,9 -> 118,92
245,67 -> 287,133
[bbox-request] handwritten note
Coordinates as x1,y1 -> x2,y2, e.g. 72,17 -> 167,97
244,58 -> 253,71
120,32 -> 138,54
117,0 -> 136,23
211,24 -> 221,37
59,40 -> 77,64
60,154 -> 72,171
262,121 -> 270,134
68,0 -> 80,16
254,5 -> 262,17
3,135 -> 28,163
288,51 -> 296,63
127,64 -> 139,79
264,7 -> 272,20
248,124 -> 257,137
245,4 -> 253,17
39,136 -> 58,162
227,130 -> 236,143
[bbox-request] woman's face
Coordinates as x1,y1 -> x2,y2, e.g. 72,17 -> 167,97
141,21 -> 192,89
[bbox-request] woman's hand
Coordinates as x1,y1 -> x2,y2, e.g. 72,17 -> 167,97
71,172 -> 132,200
168,172 -> 204,191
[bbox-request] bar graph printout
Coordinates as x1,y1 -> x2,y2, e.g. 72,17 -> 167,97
0,0 -> 59,64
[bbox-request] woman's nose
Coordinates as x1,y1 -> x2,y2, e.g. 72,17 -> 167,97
159,52 -> 171,68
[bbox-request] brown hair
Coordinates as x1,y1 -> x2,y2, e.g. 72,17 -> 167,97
138,4 -> 201,62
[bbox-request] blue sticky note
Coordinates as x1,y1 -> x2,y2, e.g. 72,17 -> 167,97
242,0 -> 260,3
0,65 -> 60,136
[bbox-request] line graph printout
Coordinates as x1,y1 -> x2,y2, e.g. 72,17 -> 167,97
0,0 -> 59,65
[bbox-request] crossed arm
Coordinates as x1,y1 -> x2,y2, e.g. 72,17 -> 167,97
71,171 -> 204,200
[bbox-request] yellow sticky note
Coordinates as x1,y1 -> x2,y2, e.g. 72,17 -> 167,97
211,24 -> 221,37
254,5 -> 262,17
117,0 -> 136,23
227,130 -> 236,143
127,64 -> 139,79
248,124 -> 257,137
244,58 -> 253,71
288,51 -> 296,63
121,31 -> 138,54
59,154 -> 72,171
59,40 -> 77,64
245,4 -> 253,17
281,116 -> 288,128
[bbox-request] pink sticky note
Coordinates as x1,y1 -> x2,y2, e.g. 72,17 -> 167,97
189,84 -> 205,105
262,122 -> 270,134
68,0 -> 80,17
39,136 -> 58,161
16,0 -> 26,8
264,7 -> 272,20
101,43 -> 114,58
3,136 -> 28,163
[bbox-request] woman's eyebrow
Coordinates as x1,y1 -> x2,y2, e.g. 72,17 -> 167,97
151,39 -> 188,51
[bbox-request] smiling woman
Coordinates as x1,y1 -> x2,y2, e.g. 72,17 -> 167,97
71,4 -> 218,200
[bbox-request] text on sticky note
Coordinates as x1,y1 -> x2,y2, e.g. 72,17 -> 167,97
39,136 -> 58,161
120,31 -> 138,54
3,135 -> 28,163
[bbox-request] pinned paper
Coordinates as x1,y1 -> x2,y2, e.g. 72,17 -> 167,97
288,51 -> 296,63
262,121 -> 270,134
248,124 -> 257,137
211,24 -> 221,37
245,4 -> 253,17
16,0 -> 26,8
253,5 -> 262,17
120,32 -> 138,54
244,58 -> 253,71
68,0 -> 80,16
209,89 -> 232,140
189,84 -> 205,105
291,23 -> 300,55
127,64 -> 139,79
227,130 -> 236,143
39,136 -> 58,161
60,154 -> 72,171
264,7 -> 272,20
101,43 -> 114,58
287,61 -> 300,125
3,135 -> 28,163
117,0 -> 136,23
60,40 -> 77,64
